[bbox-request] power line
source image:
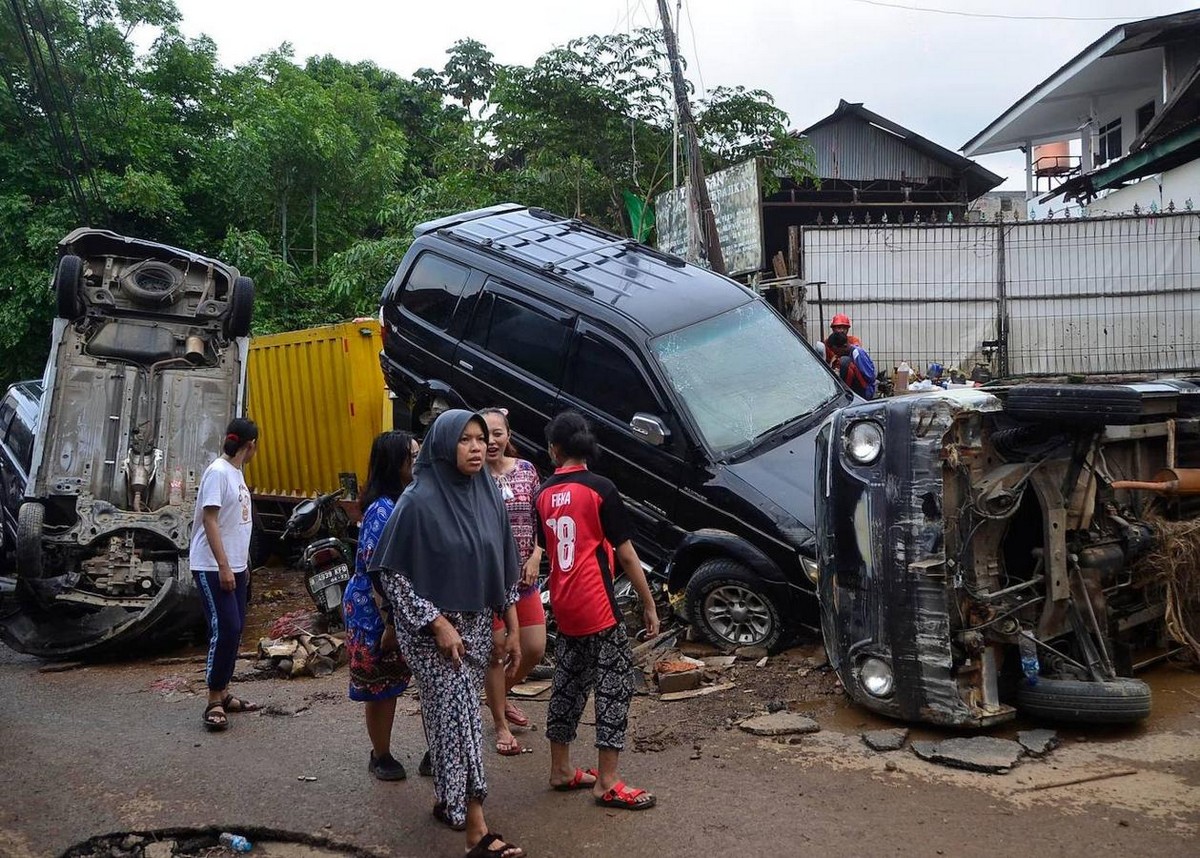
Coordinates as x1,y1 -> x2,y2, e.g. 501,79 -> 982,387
681,0 -> 705,96
845,0 -> 1139,21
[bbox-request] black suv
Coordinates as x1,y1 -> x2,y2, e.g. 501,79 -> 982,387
380,205 -> 852,650
0,381 -> 42,568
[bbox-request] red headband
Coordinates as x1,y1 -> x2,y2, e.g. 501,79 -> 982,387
226,433 -> 239,442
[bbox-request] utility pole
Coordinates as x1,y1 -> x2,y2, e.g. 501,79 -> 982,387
656,0 -> 725,274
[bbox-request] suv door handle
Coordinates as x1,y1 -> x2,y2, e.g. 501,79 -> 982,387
458,360 -> 474,371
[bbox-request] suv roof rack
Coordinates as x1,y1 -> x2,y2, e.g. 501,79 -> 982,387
435,207 -> 688,306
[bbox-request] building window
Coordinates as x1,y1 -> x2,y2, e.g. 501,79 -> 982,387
1095,119 -> 1122,166
1136,101 -> 1156,135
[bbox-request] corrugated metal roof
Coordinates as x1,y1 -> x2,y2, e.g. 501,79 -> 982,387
797,101 -> 1002,197
805,116 -> 959,183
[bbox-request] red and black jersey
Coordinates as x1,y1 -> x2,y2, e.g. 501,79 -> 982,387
534,465 -> 635,637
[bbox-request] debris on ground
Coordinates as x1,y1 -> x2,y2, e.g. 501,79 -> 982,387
257,631 -> 345,678
149,675 -> 197,703
268,609 -> 326,639
510,680 -> 552,698
62,827 -> 376,857
862,728 -> 909,752
733,645 -> 769,660
739,712 -> 820,736
910,736 -> 1026,774
633,725 -> 680,753
38,661 -> 86,673
1017,729 -> 1060,757
660,682 -> 736,702
655,659 -> 703,693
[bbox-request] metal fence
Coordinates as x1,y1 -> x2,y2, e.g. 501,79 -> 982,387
800,212 -> 1200,379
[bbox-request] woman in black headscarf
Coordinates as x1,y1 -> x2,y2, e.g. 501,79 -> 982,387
370,409 -> 525,858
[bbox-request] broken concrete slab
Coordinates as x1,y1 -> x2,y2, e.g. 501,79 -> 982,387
656,669 -> 701,694
862,728 -> 909,752
1017,729 -> 1059,757
910,736 -> 1025,774
739,712 -> 820,736
702,655 -> 737,668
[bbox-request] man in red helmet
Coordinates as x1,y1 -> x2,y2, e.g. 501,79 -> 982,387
823,313 -> 862,368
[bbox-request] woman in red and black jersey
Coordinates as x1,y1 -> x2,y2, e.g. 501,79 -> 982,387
535,411 -> 659,811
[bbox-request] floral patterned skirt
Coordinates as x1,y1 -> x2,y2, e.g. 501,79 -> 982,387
343,572 -> 411,702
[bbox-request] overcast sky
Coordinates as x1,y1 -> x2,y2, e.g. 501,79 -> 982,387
170,0 -> 1198,189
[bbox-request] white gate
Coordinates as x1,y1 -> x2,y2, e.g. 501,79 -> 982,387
801,213 -> 1200,378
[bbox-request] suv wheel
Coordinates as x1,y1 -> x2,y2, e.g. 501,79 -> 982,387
224,276 -> 255,338
686,558 -> 783,652
54,254 -> 85,320
16,502 -> 44,578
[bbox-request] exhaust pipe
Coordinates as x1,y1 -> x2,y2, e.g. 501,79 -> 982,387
1111,468 -> 1200,495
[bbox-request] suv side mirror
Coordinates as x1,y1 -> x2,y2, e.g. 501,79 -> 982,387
630,413 -> 670,446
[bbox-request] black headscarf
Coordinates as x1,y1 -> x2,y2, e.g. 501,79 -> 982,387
367,409 -> 519,613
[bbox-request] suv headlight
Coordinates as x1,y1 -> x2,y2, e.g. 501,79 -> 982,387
844,420 -> 883,465
800,554 -> 819,584
858,656 -> 894,698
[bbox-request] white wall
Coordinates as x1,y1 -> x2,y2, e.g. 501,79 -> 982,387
1087,158 -> 1200,216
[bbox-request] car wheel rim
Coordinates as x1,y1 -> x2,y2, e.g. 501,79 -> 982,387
703,584 -> 773,646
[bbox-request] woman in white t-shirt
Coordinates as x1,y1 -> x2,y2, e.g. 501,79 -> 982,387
190,417 -> 260,732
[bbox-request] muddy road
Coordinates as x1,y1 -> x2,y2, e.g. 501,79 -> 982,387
0,572 -> 1197,857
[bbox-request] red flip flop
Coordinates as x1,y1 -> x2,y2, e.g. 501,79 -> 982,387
504,702 -> 530,727
553,767 -> 598,791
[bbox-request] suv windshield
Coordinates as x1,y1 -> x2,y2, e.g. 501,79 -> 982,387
651,301 -> 839,455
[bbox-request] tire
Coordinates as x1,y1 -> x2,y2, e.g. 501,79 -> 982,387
1016,676 -> 1151,724
54,254 -> 84,320
685,558 -> 784,652
119,260 -> 183,305
1006,384 -> 1146,426
224,275 -> 254,338
16,502 -> 44,579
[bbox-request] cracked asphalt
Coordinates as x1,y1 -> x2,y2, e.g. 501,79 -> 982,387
2,637 -> 1198,858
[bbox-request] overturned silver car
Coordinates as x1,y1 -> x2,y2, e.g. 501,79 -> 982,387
817,382 -> 1199,726
0,229 -> 253,658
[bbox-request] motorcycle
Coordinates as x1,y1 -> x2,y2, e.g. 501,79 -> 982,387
281,489 -> 353,625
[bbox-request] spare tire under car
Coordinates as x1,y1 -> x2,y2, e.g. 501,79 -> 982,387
1005,384 -> 1147,426
1016,676 -> 1152,724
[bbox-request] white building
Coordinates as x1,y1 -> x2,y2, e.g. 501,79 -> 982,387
963,9 -> 1200,218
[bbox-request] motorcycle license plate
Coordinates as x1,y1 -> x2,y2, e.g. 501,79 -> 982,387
309,564 -> 350,591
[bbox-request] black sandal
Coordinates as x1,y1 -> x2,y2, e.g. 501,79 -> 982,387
432,802 -> 467,832
202,701 -> 228,732
221,694 -> 261,713
465,832 -> 524,858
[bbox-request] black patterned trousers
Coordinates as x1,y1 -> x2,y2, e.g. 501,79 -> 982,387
546,622 -> 634,750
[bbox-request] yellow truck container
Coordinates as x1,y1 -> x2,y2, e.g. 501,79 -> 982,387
244,319 -> 390,508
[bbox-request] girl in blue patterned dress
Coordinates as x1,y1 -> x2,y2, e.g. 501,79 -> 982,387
343,430 -> 419,780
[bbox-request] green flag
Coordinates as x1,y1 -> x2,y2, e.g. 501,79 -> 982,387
623,190 -> 655,242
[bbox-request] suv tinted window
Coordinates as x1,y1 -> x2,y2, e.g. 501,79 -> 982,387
400,253 -> 471,329
7,416 -> 33,471
568,335 -> 659,424
474,294 -> 569,386
0,399 -> 14,439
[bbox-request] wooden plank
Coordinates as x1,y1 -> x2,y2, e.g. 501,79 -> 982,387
659,682 -> 736,702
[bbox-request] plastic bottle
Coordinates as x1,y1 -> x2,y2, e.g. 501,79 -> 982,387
1018,635 -> 1040,687
219,833 -> 253,853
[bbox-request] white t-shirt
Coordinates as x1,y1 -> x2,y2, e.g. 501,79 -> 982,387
189,457 -> 253,572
